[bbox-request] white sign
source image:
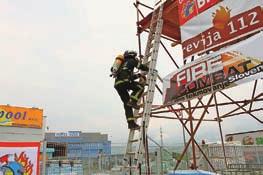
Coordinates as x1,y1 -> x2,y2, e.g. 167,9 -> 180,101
179,0 -> 263,59
55,131 -> 80,137
163,32 -> 263,105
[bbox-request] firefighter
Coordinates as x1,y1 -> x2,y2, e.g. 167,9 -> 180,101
111,50 -> 148,129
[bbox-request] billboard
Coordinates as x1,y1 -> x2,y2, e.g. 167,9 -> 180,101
178,0 -> 263,59
225,130 -> 263,164
0,142 -> 40,175
163,32 -> 263,105
226,130 -> 263,146
0,105 -> 43,129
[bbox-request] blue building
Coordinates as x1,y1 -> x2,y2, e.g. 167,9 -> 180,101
45,131 -> 111,159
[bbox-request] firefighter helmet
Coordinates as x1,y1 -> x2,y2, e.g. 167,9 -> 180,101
124,50 -> 137,58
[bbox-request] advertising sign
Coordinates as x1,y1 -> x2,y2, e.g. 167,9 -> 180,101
226,130 -> 263,146
163,32 -> 263,105
179,0 -> 263,59
0,105 -> 43,129
0,142 -> 40,175
225,130 -> 263,164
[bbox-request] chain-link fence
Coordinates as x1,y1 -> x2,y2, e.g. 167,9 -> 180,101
41,155 -> 123,175
195,144 -> 263,174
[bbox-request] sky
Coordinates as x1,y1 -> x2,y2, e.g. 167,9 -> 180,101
0,0 -> 262,146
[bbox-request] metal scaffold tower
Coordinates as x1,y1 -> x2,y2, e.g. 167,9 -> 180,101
123,0 -> 263,174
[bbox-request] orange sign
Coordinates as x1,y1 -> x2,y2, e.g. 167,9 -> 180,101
0,105 -> 43,129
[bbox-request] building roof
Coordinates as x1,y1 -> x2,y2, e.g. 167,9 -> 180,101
45,131 -> 109,143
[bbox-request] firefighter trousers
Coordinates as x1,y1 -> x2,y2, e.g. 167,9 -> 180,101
114,80 -> 144,122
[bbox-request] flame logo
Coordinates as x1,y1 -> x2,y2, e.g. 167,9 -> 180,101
212,6 -> 231,30
15,152 -> 33,175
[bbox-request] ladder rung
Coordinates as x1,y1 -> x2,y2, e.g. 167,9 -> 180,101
149,43 -> 154,49
127,152 -> 136,155
144,52 -> 152,59
149,26 -> 157,34
148,33 -> 155,40
151,19 -> 158,25
149,20 -> 157,26
130,126 -> 141,130
145,61 -> 151,65
149,24 -> 157,32
129,139 -> 139,143
152,18 -> 162,25
142,92 -> 147,96
122,165 -> 137,169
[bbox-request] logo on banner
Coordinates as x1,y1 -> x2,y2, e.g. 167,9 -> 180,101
212,6 -> 231,30
0,152 -> 33,175
181,0 -> 196,20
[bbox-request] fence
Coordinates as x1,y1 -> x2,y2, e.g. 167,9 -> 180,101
40,145 -> 263,174
195,144 -> 263,173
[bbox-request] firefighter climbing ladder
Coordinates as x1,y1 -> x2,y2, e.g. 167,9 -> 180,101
123,0 -> 164,174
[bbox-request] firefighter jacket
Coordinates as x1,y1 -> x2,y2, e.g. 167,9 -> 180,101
115,57 -> 148,86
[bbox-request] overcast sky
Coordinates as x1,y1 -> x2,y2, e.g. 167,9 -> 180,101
0,0 -> 262,146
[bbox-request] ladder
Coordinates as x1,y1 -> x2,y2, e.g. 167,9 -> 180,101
123,1 -> 164,174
